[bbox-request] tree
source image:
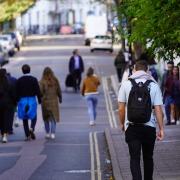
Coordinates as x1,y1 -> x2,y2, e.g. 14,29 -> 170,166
118,0 -> 180,60
0,0 -> 36,23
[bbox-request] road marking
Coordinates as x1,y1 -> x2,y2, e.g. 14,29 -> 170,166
102,77 -> 118,128
94,132 -> 102,180
46,143 -> 89,146
102,77 -> 114,128
64,170 -> 91,173
158,139 -> 180,143
89,132 -> 95,180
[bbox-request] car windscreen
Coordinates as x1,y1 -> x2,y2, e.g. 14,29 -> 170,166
0,37 -> 8,41
95,36 -> 111,40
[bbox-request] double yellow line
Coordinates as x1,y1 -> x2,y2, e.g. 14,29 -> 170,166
102,77 -> 118,128
89,132 -> 102,180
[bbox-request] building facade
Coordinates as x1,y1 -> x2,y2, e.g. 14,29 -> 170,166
15,0 -> 107,35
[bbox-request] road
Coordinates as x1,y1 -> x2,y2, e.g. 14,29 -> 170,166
0,35 -> 117,180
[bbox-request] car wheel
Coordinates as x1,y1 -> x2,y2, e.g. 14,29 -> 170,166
109,49 -> 113,53
85,39 -> 91,46
90,49 -> 94,53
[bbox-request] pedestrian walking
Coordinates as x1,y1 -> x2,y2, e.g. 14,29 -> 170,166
162,61 -> 174,125
16,64 -> 41,141
118,60 -> 164,180
114,50 -> 127,82
171,66 -> 180,125
81,67 -> 100,126
6,72 -> 17,134
0,69 -> 16,143
39,67 -> 62,139
69,49 -> 84,92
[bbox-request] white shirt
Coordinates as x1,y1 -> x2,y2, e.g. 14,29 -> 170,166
74,55 -> 80,69
118,78 -> 163,131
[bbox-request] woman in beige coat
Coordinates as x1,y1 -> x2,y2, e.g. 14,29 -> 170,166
39,67 -> 62,139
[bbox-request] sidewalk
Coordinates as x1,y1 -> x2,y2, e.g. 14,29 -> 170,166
105,75 -> 180,180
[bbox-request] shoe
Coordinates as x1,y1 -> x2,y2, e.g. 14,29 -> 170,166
29,130 -> 36,140
176,120 -> 180,125
165,122 -> 171,125
45,133 -> 50,139
171,119 -> 175,124
51,133 -> 55,139
24,136 -> 31,141
89,121 -> 95,126
2,135 -> 7,143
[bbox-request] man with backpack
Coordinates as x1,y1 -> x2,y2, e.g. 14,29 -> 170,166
118,60 -> 164,180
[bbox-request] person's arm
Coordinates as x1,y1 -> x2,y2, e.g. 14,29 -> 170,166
34,79 -> 42,104
80,56 -> 84,72
118,102 -> 126,131
56,78 -> 62,103
154,105 -> 164,140
81,80 -> 85,96
69,57 -> 73,73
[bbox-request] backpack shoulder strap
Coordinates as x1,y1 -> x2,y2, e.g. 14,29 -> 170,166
144,80 -> 153,87
129,78 -> 137,87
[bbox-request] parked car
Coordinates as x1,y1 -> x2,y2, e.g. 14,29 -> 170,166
0,44 -> 9,66
4,32 -> 21,51
90,35 -> 113,53
0,35 -> 15,56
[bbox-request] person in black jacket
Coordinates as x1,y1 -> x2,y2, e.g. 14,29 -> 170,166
6,72 -> 17,134
69,49 -> 84,91
0,68 -> 16,143
114,50 -> 127,82
16,64 -> 41,141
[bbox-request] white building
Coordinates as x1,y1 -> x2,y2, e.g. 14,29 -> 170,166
15,0 -> 107,35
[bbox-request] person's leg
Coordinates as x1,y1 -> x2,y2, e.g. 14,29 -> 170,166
73,70 -> 78,91
127,140 -> 142,180
170,103 -> 175,124
164,96 -> 171,125
0,109 -> 8,142
7,107 -> 15,134
44,121 -> 50,134
116,68 -> 122,82
142,127 -> 156,180
50,119 -> 56,134
29,116 -> 37,140
175,105 -> 180,124
125,126 -> 142,180
30,116 -> 37,132
85,95 -> 94,125
92,95 -> 98,121
50,119 -> 56,139
77,70 -> 82,90
23,119 -> 30,138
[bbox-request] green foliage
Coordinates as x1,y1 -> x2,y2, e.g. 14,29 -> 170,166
0,0 -> 36,23
118,0 -> 180,60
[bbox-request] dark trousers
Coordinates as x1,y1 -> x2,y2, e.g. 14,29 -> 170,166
7,107 -> 15,133
23,116 -> 37,137
72,69 -> 82,91
0,107 -> 10,135
116,66 -> 126,82
125,125 -> 156,180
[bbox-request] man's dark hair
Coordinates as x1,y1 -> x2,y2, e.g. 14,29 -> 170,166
73,49 -> 78,55
135,60 -> 148,72
167,61 -> 174,65
22,64 -> 30,74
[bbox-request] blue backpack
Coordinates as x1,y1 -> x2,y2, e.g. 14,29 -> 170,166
18,97 -> 37,120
